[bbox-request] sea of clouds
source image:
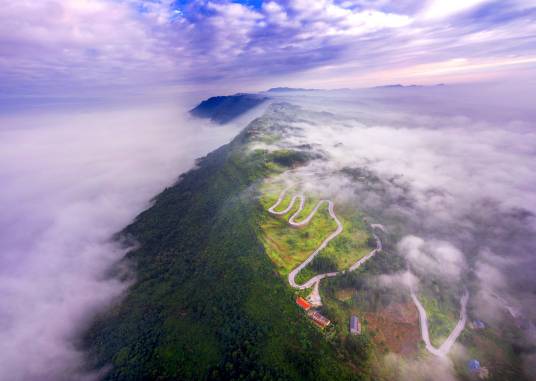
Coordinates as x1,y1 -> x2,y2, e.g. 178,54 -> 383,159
0,101 -> 240,381
2,83 -> 535,380
265,83 -> 536,378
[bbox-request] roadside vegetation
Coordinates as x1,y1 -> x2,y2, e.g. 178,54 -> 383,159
416,280 -> 461,347
259,189 -> 338,276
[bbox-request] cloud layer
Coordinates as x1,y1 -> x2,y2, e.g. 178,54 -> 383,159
0,101 -> 239,380
258,84 -> 536,378
1,0 -> 536,97
262,83 -> 536,359
398,236 -> 466,283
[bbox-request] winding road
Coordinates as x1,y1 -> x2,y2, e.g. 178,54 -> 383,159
411,288 -> 469,357
268,187 -> 381,293
267,186 -> 469,358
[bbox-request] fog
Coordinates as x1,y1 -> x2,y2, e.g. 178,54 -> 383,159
263,83 -> 536,378
270,84 -> 536,304
2,83 -> 535,380
0,101 -> 240,381
398,236 -> 466,284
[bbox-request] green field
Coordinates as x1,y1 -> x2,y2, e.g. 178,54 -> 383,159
259,184 -> 338,275
259,181 -> 374,282
315,208 -> 372,270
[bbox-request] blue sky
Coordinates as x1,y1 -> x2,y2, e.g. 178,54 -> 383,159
1,0 -> 535,98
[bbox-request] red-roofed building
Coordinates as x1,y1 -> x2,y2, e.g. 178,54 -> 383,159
296,296 -> 312,311
307,310 -> 331,328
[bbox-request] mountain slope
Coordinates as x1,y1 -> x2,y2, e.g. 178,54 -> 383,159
189,94 -> 268,124
82,111 -> 361,381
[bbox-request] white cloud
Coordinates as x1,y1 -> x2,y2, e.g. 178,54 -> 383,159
285,0 -> 412,36
377,270 -> 420,290
398,236 -> 466,282
2,0 -> 535,93
0,0 -> 182,92
263,1 -> 292,25
419,0 -> 492,20
205,2 -> 264,59
0,101 -> 240,380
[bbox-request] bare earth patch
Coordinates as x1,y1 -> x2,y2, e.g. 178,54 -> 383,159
365,303 -> 420,356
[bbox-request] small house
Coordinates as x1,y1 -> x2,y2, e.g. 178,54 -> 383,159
471,320 -> 486,330
296,296 -> 312,311
468,359 -> 481,372
350,315 -> 361,335
307,310 -> 331,328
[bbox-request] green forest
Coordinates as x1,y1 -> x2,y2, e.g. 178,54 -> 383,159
81,103 -> 532,381
82,121 -> 370,380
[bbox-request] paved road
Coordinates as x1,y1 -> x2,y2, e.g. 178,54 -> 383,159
267,187 -> 381,291
411,288 -> 469,357
268,186 -> 468,357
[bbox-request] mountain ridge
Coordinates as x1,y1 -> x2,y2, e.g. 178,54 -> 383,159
189,93 -> 268,124
82,106 -> 364,381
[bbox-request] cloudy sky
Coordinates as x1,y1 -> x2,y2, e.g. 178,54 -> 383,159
2,0 -> 536,101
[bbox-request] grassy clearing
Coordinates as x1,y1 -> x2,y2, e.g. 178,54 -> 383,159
260,203 -> 338,275
259,180 -> 341,275
259,181 -> 374,283
335,288 -> 355,302
317,207 -> 371,270
292,205 -> 373,285
258,181 -> 287,209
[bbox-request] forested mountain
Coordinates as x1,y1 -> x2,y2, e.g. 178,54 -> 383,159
189,94 -> 268,124
83,96 -> 534,381
83,105 -> 364,381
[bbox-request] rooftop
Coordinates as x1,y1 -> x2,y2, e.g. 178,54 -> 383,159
308,310 -> 331,328
468,359 -> 481,371
350,315 -> 361,334
296,296 -> 312,311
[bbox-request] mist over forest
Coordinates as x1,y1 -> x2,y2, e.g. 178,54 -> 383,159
255,85 -> 536,378
0,102 -> 242,380
1,0 -> 536,380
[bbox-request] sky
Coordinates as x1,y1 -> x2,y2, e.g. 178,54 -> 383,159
1,0 -> 536,103
1,2 -> 536,380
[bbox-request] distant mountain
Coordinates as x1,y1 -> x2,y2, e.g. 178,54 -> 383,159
190,93 -> 268,124
373,84 -> 416,89
372,83 -> 446,89
266,87 -> 318,92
